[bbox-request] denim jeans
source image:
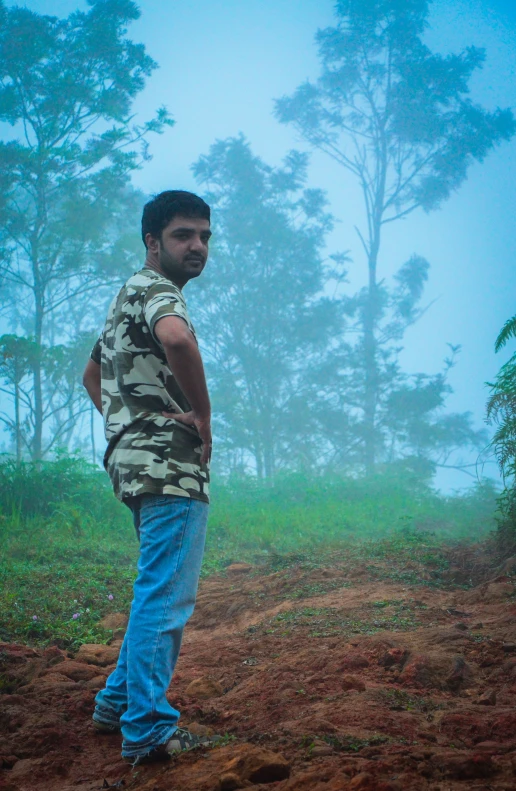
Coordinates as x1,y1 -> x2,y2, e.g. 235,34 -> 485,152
93,494 -> 208,760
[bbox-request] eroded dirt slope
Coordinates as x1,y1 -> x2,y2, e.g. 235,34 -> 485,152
2,558 -> 516,791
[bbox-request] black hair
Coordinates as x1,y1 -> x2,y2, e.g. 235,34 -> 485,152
141,190 -> 210,247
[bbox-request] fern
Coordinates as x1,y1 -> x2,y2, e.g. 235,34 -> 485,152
487,351 -> 516,481
487,317 -> 516,556
494,314 -> 516,353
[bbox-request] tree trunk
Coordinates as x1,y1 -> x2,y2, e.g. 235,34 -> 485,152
363,231 -> 381,475
14,364 -> 21,463
32,286 -> 44,461
362,128 -> 387,476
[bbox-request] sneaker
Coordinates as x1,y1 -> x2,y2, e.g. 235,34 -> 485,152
92,717 -> 121,734
127,727 -> 221,765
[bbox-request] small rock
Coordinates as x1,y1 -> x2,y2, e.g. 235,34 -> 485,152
42,646 -> 66,665
185,676 -> 223,699
476,689 -> 497,706
311,745 -> 334,756
341,675 -> 366,692
475,741 -> 514,753
75,644 -> 120,667
187,721 -> 214,737
446,656 -> 473,692
348,773 -> 375,789
222,744 -> 290,784
498,556 -> 516,575
502,643 -> 516,653
85,675 -> 106,691
379,648 -> 408,668
226,563 -> 253,575
310,717 -> 337,734
45,660 -> 99,682
21,672 -> 76,690
484,582 -> 513,602
98,613 -> 128,632
400,653 -> 465,691
439,752 -> 495,779
219,772 -> 243,791
453,622 -> 469,631
338,653 -> 370,670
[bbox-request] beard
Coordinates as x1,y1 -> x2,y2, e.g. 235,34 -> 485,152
158,246 -> 205,286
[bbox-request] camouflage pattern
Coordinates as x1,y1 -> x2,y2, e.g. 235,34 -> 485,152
91,267 -> 209,503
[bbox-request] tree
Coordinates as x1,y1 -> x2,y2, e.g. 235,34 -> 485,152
275,0 -> 515,474
309,257 -> 485,476
0,0 -> 172,459
0,334 -> 40,460
190,135 -> 343,479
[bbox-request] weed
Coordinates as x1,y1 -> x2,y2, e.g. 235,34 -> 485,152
376,688 -> 445,712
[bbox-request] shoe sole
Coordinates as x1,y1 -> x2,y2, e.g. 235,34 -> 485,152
124,736 -> 220,765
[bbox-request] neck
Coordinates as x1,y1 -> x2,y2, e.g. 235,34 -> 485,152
144,255 -> 185,290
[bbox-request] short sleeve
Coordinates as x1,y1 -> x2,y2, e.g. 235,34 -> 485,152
90,335 -> 102,365
143,282 -> 191,342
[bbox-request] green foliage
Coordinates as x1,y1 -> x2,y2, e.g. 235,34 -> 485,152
0,457 -> 497,648
274,0 -> 515,474
190,135 -> 342,478
487,314 -> 516,556
0,455 -> 126,526
487,314 -> 516,482
205,466 -> 496,562
0,0 -> 172,459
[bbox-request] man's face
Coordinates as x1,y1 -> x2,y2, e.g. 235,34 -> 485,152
146,215 -> 211,287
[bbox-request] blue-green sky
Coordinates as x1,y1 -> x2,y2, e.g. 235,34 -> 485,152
15,0 -> 516,486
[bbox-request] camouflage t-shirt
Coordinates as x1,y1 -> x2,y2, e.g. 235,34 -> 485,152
91,267 -> 209,503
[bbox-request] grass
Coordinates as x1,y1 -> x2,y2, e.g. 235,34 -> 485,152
253,599 -> 429,639
375,688 -> 445,713
0,457 -> 500,650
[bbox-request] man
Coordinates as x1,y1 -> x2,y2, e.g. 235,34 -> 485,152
83,190 -> 216,765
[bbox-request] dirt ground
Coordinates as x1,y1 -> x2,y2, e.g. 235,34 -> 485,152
2,556 -> 516,791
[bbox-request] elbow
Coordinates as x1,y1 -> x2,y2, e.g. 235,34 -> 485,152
82,360 -> 101,392
162,334 -> 193,354
82,370 -> 94,392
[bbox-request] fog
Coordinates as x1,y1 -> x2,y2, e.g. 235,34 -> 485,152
2,0 -> 516,489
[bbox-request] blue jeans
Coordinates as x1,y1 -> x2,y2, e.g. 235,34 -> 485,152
93,494 -> 208,760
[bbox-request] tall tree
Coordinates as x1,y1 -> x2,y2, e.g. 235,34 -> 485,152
0,334 -> 39,460
0,0 -> 171,459
310,257 -> 485,476
275,0 -> 515,474
190,135 -> 342,479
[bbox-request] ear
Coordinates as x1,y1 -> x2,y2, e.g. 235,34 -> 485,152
145,233 -> 160,253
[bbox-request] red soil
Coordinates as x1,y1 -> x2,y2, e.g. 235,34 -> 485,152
2,561 -> 516,790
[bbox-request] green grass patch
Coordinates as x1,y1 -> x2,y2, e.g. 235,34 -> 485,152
0,457 -> 499,649
254,600 -> 426,639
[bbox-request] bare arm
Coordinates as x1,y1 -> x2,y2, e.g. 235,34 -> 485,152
82,358 -> 102,414
154,315 -> 212,464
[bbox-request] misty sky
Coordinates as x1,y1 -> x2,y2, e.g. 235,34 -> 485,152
11,0 -> 516,487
